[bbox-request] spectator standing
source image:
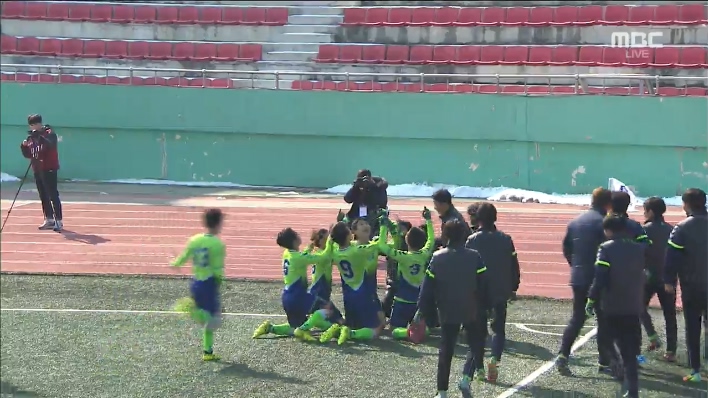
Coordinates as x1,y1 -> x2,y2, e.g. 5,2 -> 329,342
343,169 -> 388,235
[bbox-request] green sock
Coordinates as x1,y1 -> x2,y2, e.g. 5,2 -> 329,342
270,323 -> 294,336
392,327 -> 408,340
351,328 -> 375,340
203,329 -> 214,353
191,308 -> 211,324
300,310 -> 332,331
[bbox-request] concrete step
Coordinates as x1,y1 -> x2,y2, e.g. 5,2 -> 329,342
288,14 -> 343,25
262,51 -> 317,62
282,24 -> 339,34
290,7 -> 346,16
262,42 -> 321,52
277,32 -> 333,44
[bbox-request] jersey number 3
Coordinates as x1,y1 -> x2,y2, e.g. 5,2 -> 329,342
410,264 -> 422,275
339,260 -> 354,279
194,248 -> 209,267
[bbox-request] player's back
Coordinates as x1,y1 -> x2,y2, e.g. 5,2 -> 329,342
184,233 -> 225,281
282,249 -> 312,293
332,245 -> 369,292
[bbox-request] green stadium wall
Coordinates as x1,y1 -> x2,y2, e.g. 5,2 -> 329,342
1,83 -> 706,197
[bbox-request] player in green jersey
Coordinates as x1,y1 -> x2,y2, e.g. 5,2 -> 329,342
351,219 -> 387,333
171,209 -> 226,361
306,228 -> 344,326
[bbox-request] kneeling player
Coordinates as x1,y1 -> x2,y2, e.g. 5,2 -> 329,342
171,209 -> 226,361
252,227 -> 335,341
305,228 -> 343,328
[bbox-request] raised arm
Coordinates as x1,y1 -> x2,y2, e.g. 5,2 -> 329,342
171,238 -> 195,267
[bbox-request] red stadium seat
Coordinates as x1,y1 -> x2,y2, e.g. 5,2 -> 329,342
130,76 -> 147,86
242,8 -> 266,25
686,87 -> 708,96
478,85 -> 501,94
38,74 -> 57,83
211,78 -> 233,89
552,86 -> 578,95
37,38 -> 61,56
430,46 -> 456,65
527,47 -> 552,65
426,83 -> 450,93
15,73 -> 32,83
549,46 -> 578,66
577,46 -> 602,66
198,7 -> 223,24
651,47 -> 679,67
187,78 -> 208,88
623,47 -> 653,67
452,45 -> 480,65
237,44 -> 261,61
172,42 -> 195,61
605,87 -> 639,96
322,81 -> 337,91
59,74 -> 81,84
479,7 -> 505,26
25,2 -> 47,20
454,8 -> 482,26
357,81 -> 375,91
84,40 -> 106,58
528,7 -> 553,26
478,45 -> 503,65
156,7 -> 179,24
2,2 -> 25,19
133,6 -> 157,23
177,6 -> 198,24
600,47 -> 626,67
527,86 -> 551,94
83,75 -> 105,85
338,45 -> 362,63
502,85 -> 526,94
1,35 -> 17,53
341,8 -> 366,26
626,6 -> 655,25
336,81 -> 357,92
126,41 -> 150,59
147,42 -> 173,60
364,8 -> 388,26
315,45 -> 338,63
215,43 -> 239,61
164,77 -> 182,87
360,45 -> 385,63
379,82 -> 398,92
576,6 -> 602,26
401,83 -> 422,93
428,7 -> 460,26
16,37 -> 40,55
220,8 -> 243,25
405,45 -> 431,65
552,6 -> 578,25
193,43 -> 217,61
59,38 -> 84,57
452,84 -> 474,93
678,4 -> 707,24
500,46 -> 528,65
294,80 -> 315,90
90,5 -> 112,22
650,5 -> 679,25
67,4 -> 91,22
677,47 -> 706,68
383,45 -> 409,64
601,6 -> 629,25
111,5 -> 134,23
384,8 -> 411,26
106,76 -> 130,86
105,40 -> 128,59
410,7 -> 435,26
265,8 -> 288,25
504,7 -> 529,26
657,87 -> 682,96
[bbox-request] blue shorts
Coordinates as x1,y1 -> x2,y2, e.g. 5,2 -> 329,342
282,290 -> 317,328
343,289 -> 382,329
190,278 -> 220,316
389,300 -> 417,328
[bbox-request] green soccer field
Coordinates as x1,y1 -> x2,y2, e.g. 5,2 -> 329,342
1,275 -> 706,398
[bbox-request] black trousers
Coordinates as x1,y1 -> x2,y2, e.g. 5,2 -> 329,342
559,285 -> 615,365
682,289 -> 708,372
34,170 -> 62,220
438,320 -> 481,391
606,314 -> 641,397
639,281 -> 677,352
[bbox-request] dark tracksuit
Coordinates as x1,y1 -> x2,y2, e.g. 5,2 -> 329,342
418,244 -> 488,392
588,236 -> 647,398
559,207 -> 615,366
344,176 -> 388,238
20,126 -> 63,221
663,209 -> 708,373
639,218 -> 677,353
465,226 -> 520,364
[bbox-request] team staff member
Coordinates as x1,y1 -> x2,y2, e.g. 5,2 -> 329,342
586,215 -> 647,398
639,197 -> 676,361
343,169 -> 388,236
556,188 -> 615,376
417,220 -> 487,398
432,189 -> 471,245
663,188 -> 707,383
609,191 -> 651,245
20,114 -> 63,231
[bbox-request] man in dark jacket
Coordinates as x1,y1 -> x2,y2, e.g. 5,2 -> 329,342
663,188 -> 708,383
556,187 -> 614,376
343,169 -> 388,235
638,197 -> 676,361
20,114 -> 63,231
432,189 -> 471,247
417,219 -> 487,398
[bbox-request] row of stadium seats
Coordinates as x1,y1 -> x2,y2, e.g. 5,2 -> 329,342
1,2 -> 288,26
315,45 -> 707,68
1,36 -> 262,62
3,73 -> 704,97
341,5 -> 707,27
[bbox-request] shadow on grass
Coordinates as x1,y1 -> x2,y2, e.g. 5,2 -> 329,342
640,369 -> 708,397
0,381 -> 44,397
521,386 -> 598,397
219,361 -> 310,385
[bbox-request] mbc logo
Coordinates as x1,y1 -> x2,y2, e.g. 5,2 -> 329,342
610,32 -> 664,48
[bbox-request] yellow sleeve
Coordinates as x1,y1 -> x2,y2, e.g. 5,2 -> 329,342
420,219 -> 435,254
171,237 -> 194,267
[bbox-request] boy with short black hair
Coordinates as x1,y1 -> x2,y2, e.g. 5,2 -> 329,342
610,191 -> 650,245
587,215 -> 646,398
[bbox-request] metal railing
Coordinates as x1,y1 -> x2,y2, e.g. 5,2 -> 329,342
2,64 -> 707,94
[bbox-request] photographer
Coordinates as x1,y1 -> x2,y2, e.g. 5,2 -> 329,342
20,114 -> 63,231
344,169 -> 388,228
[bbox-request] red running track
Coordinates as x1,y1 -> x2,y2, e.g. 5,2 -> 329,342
0,199 -> 686,303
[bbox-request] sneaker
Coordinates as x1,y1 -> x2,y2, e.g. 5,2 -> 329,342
337,326 -> 351,345
474,369 -> 486,383
556,356 -> 572,376
293,328 -> 316,343
38,219 -> 55,230
53,220 -> 63,231
663,352 -> 676,362
319,324 -> 341,343
252,321 -> 272,339
202,351 -> 221,362
487,359 -> 499,383
647,337 -> 662,351
458,376 -> 473,398
683,372 -> 702,383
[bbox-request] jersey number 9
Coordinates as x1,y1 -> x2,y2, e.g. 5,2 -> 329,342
283,260 -> 290,276
410,264 -> 422,275
339,260 -> 354,279
194,248 -> 209,267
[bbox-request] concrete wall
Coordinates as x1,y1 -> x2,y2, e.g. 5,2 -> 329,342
1,82 -> 705,196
